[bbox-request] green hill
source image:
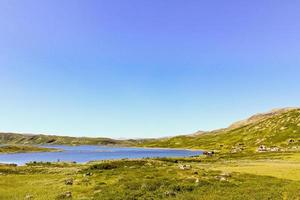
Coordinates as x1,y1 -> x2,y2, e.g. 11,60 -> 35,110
0,145 -> 59,154
1,108 -> 299,152
0,132 -> 134,146
136,108 -> 300,152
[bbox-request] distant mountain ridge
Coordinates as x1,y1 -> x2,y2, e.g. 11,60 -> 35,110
1,107 -> 300,152
136,107 -> 300,151
0,132 -> 135,146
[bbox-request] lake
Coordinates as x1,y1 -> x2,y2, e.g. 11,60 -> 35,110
0,145 -> 202,165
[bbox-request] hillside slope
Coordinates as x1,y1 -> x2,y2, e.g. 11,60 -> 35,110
137,108 -> 300,152
0,132 -> 134,146
1,108 -> 299,152
0,145 -> 60,154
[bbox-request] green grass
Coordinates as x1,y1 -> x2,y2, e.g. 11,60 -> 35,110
1,108 -> 300,199
136,109 -> 300,152
1,108 -> 299,153
1,152 -> 300,200
0,132 -> 135,146
0,145 -> 60,154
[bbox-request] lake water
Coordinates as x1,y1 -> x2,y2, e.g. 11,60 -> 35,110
0,145 -> 202,165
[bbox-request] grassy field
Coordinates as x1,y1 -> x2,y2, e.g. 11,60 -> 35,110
1,108 -> 300,199
1,151 -> 300,200
0,145 -> 60,154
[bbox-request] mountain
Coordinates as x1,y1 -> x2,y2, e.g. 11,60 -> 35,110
136,108 -> 300,151
1,108 -> 299,152
228,107 -> 298,130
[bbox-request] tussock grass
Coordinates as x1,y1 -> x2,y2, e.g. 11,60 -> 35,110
1,154 -> 300,200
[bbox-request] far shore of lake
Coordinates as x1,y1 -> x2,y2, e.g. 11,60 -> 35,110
0,145 -> 62,154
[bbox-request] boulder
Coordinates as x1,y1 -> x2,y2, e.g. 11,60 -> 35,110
164,191 -> 176,197
84,172 -> 92,176
179,164 -> 191,170
270,147 -> 280,152
288,139 -> 295,144
215,175 -> 228,182
65,178 -> 73,185
257,145 -> 267,152
56,191 -> 72,199
24,194 -> 34,200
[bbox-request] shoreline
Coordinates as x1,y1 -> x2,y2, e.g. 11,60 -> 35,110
0,144 -> 202,166
0,145 -> 62,154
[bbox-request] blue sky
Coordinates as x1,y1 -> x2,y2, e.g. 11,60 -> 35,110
0,0 -> 299,138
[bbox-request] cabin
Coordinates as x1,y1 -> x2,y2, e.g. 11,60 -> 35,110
203,151 -> 214,157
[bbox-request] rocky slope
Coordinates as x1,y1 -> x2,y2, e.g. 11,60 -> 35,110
1,108 -> 299,152
137,108 -> 300,152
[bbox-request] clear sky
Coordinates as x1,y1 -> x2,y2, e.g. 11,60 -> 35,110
0,0 -> 299,138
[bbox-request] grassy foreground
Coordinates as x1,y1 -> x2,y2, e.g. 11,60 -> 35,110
1,151 -> 300,200
0,145 -> 60,154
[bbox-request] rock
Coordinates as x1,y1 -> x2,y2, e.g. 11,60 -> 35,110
24,194 -> 34,200
164,191 -> 176,197
231,147 -> 242,153
179,164 -> 191,170
220,172 -> 231,177
215,176 -> 227,182
56,191 -> 72,199
65,178 -> 73,185
280,127 -> 287,130
145,163 -> 152,166
257,145 -> 267,152
270,147 -> 280,152
65,191 -> 72,198
84,172 -> 92,176
288,139 -> 295,144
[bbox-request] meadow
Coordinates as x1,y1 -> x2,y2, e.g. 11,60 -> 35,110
1,151 -> 300,200
1,108 -> 300,199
